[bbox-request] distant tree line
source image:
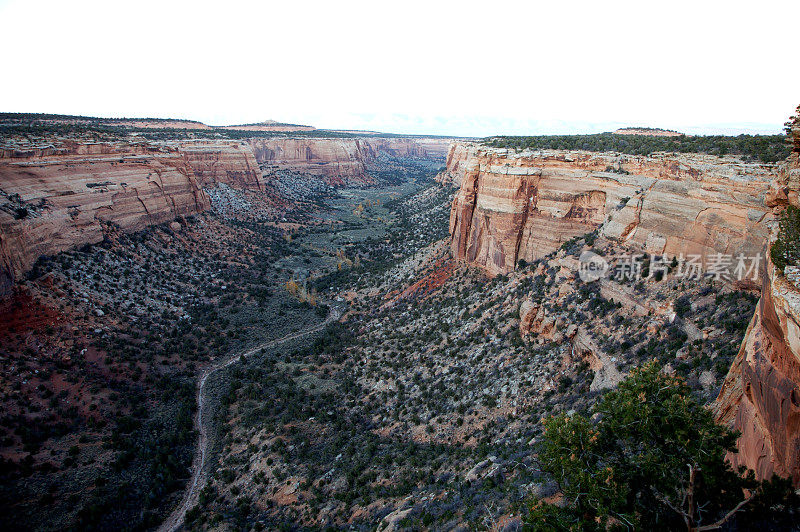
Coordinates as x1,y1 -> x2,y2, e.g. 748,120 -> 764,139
484,132 -> 790,163
0,113 -> 457,141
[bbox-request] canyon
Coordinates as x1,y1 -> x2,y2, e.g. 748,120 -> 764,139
2,113 -> 799,530
2,0 -> 797,525
0,135 -> 450,296
442,143 -> 776,276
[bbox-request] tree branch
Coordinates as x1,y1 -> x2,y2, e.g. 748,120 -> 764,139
695,495 -> 753,531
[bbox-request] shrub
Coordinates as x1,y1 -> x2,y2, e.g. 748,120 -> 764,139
527,362 -> 799,531
770,204 -> 800,273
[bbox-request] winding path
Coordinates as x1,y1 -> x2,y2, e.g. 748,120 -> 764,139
158,306 -> 342,532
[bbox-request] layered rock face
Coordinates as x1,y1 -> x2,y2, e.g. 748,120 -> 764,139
248,137 -> 450,186
0,135 -> 451,296
715,118 -> 800,485
362,137 -> 451,160
0,142 -> 216,295
435,143 -> 473,186
447,143 -> 775,276
0,138 -> 264,295
178,141 -> 265,191
248,138 -> 372,186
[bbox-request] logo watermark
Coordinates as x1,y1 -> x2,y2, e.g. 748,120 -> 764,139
578,251 -> 609,282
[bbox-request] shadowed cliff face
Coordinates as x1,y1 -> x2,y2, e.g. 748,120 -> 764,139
0,142 -> 217,295
445,144 -> 776,276
248,138 -> 371,186
248,137 -> 451,186
715,118 -> 800,485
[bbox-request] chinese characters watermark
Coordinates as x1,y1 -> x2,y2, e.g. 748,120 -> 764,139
578,252 -> 762,283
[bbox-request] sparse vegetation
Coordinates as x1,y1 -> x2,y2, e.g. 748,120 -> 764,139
1,118 -> 795,530
485,132 -> 790,163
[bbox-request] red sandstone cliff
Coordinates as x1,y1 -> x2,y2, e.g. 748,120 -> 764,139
248,137 -> 450,186
178,141 -> 265,191
435,143 -> 472,186
444,127 -> 800,484
714,113 -> 800,485
362,137 -> 451,160
446,144 -> 775,276
248,137 -> 371,186
0,142 -> 216,295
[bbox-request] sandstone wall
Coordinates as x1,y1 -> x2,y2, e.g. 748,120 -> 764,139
0,135 -> 452,296
0,141 -> 266,296
446,144 -> 775,276
435,143 -> 472,186
248,137 -> 371,186
248,137 -> 450,186
362,137 -> 451,160
178,141 -> 265,191
714,115 -> 800,485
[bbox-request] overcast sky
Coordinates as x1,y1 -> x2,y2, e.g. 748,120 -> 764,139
1,0 -> 798,137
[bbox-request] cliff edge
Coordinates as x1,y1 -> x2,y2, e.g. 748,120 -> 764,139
445,143 -> 775,276
714,110 -> 800,485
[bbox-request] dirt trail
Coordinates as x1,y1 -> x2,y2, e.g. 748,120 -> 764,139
158,306 -> 342,532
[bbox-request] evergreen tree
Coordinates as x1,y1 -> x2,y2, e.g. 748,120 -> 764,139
526,362 -> 799,531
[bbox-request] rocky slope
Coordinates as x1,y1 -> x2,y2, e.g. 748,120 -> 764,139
444,143 -> 776,276
714,116 -> 800,485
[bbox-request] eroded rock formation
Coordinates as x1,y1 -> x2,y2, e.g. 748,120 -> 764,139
248,138 -> 371,186
714,116 -> 800,485
0,142 -> 216,295
179,141 -> 265,191
446,143 -> 775,276
363,137 -> 451,160
249,137 -> 451,186
434,142 -> 472,186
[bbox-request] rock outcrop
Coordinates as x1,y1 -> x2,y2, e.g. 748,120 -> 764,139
179,141 -> 265,191
249,137 -> 451,186
435,143 -> 473,186
446,143 -> 775,276
714,113 -> 800,485
248,138 -> 371,186
613,127 -> 682,137
362,137 -> 451,160
0,142 -> 216,295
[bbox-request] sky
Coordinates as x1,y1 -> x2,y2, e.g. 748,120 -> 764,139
0,0 -> 798,137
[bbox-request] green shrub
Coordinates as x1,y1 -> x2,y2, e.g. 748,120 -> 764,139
527,362 -> 799,530
770,205 -> 800,273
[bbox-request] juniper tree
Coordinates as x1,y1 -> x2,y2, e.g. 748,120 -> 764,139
527,362 -> 798,531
